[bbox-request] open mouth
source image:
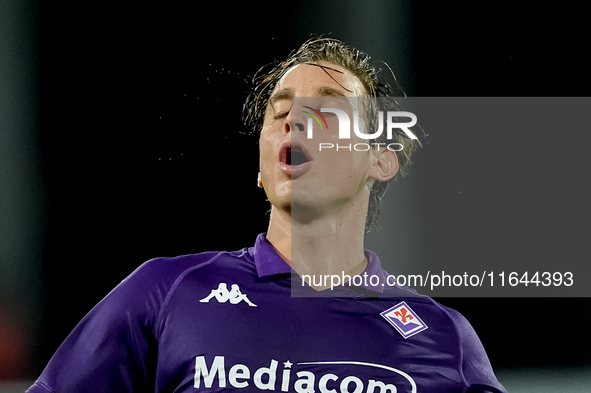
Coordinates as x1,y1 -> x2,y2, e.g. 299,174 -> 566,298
288,148 -> 311,166
281,142 -> 312,167
279,141 -> 313,178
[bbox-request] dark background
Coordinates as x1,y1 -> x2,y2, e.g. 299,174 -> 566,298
1,0 -> 590,383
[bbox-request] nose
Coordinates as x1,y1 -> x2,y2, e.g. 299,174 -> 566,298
285,109 -> 306,134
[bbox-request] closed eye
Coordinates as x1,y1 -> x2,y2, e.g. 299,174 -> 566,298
274,111 -> 289,120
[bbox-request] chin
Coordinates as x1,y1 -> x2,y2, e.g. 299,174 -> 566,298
289,196 -> 330,225
267,192 -> 292,213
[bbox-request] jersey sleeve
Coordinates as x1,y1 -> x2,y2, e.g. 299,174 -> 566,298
447,307 -> 507,393
26,257 -> 176,393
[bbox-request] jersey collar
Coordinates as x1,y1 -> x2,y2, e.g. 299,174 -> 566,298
250,233 -> 387,293
251,233 -> 292,276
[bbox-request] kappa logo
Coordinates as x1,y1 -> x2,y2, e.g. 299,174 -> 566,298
380,302 -> 428,339
199,283 -> 257,307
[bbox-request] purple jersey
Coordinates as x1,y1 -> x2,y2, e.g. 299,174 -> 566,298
28,234 -> 506,392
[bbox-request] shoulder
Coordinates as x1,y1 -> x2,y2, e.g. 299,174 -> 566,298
125,248 -> 254,289
93,248 -> 255,328
421,298 -> 484,352
410,298 -> 504,391
25,247 -> 258,393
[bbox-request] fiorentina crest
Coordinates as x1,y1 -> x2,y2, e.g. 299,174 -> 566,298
380,301 -> 428,339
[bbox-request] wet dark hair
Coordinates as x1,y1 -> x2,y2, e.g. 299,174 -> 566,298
243,37 -> 421,233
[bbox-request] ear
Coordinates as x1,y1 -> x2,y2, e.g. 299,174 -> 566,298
257,172 -> 263,188
368,148 -> 399,183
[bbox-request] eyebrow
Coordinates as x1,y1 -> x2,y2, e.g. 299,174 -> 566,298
269,87 -> 295,105
317,86 -> 347,98
269,85 -> 347,105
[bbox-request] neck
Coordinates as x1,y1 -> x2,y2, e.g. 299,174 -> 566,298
266,194 -> 369,289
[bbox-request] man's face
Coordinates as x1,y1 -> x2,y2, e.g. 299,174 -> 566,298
259,61 -> 378,222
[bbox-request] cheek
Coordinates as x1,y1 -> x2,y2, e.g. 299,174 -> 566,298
328,150 -> 372,186
258,127 -> 278,169
258,137 -> 271,167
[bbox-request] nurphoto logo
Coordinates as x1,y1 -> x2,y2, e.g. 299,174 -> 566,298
297,97 -> 418,152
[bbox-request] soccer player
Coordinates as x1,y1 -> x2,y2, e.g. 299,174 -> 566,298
28,38 -> 506,392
